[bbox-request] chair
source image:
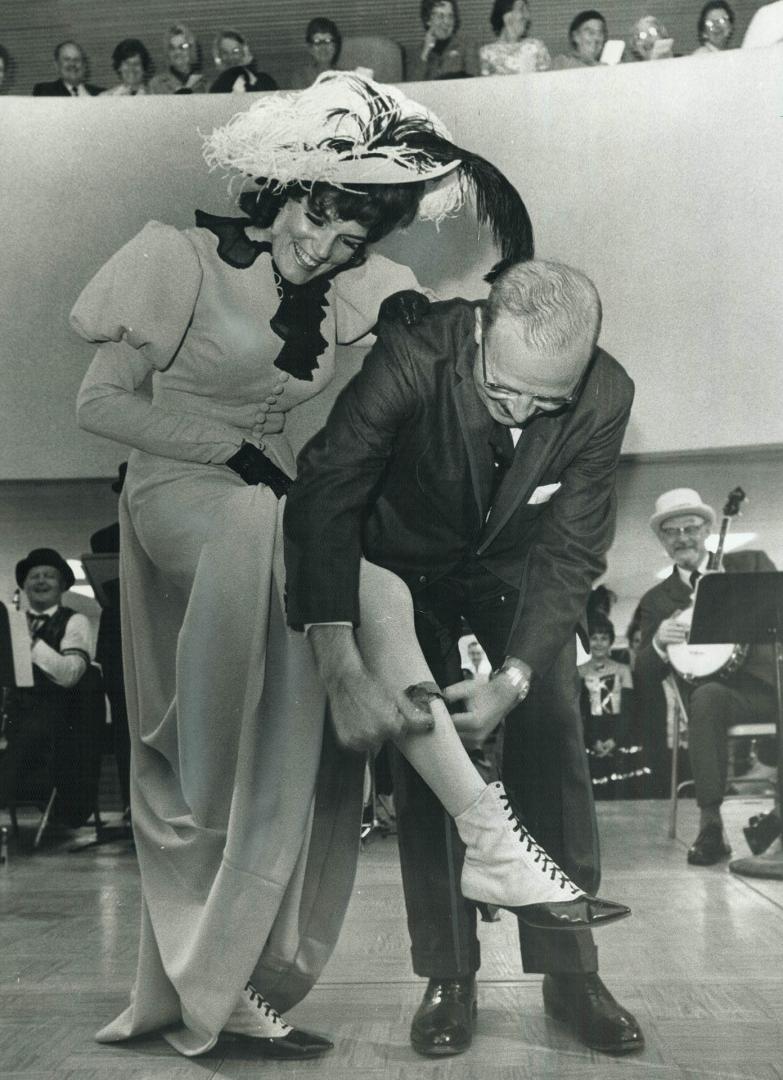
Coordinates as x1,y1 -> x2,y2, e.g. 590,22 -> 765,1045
667,673 -> 776,839
339,36 -> 404,83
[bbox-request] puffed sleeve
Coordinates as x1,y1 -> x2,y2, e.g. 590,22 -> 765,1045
73,221 -> 245,463
331,253 -> 424,346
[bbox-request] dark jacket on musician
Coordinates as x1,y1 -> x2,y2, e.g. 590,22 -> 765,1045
634,549 -> 776,795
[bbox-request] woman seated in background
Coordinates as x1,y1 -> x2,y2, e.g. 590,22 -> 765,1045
210,28 -> 277,93
289,17 -> 342,89
628,15 -> 675,60
479,0 -> 550,75
551,9 -> 607,69
411,0 -> 475,80
579,613 -> 640,799
149,22 -> 207,94
692,1 -> 735,54
0,44 -> 10,93
102,38 -> 152,96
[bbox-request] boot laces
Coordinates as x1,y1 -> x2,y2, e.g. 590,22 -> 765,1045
500,794 -> 580,896
245,982 -> 283,1026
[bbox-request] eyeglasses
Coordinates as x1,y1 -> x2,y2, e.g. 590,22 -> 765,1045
170,42 -> 192,52
659,524 -> 706,540
310,37 -> 336,45
704,15 -> 730,27
480,332 -> 584,411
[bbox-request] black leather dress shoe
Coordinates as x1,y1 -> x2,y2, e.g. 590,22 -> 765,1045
516,896 -> 630,931
687,823 -> 731,866
542,973 -> 644,1054
744,810 -> 781,856
410,976 -> 477,1057
235,1027 -> 334,1059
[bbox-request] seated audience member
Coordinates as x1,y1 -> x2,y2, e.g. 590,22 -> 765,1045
579,613 -> 638,798
551,9 -> 608,69
102,39 -> 153,96
32,40 -> 103,96
628,15 -> 674,60
634,488 -> 778,865
149,23 -> 206,93
290,17 -> 342,88
209,29 -> 277,93
742,0 -> 783,46
0,45 -> 9,92
692,1 -> 735,54
619,609 -> 642,671
461,638 -> 491,681
479,0 -> 551,75
1,549 -> 99,827
411,0 -> 476,80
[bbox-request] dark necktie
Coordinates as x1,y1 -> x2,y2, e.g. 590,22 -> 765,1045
488,425 -> 515,506
689,570 -> 701,591
27,612 -> 50,636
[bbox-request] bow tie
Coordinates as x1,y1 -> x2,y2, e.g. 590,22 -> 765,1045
27,612 -> 51,635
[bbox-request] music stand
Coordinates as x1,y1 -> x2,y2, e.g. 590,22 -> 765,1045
689,572 -> 783,878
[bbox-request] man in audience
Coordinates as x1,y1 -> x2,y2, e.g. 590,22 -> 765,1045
286,260 -> 643,1057
5,548 -> 97,826
634,488 -> 778,864
32,40 -> 103,96
289,17 -> 342,88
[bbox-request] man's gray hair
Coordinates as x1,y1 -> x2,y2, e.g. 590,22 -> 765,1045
485,260 -> 602,355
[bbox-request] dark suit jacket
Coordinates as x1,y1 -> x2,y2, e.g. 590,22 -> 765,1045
635,549 -> 777,690
32,79 -> 103,96
285,299 -> 634,676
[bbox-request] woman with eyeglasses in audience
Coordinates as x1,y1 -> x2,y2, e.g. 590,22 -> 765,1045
628,15 -> 675,60
149,23 -> 207,93
692,1 -> 735,54
289,17 -> 342,89
411,0 -> 476,81
210,28 -> 277,93
479,0 -> 550,76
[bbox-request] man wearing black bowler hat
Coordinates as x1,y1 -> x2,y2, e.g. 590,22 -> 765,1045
4,548 -> 95,825
285,259 -> 644,1057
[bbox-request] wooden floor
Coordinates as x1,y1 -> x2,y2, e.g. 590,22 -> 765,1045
1,797 -> 782,1080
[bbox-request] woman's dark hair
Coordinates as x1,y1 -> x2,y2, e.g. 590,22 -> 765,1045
490,0 -> 528,36
588,611 -> 615,644
421,0 -> 461,34
239,180 -> 424,245
305,17 -> 342,54
569,9 -> 607,46
697,0 -> 735,39
112,38 -> 152,75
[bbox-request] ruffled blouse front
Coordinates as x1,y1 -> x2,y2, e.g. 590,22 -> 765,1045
71,219 -> 418,466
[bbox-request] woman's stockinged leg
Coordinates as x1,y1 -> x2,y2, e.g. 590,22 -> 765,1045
355,560 -> 485,818
354,561 -> 631,928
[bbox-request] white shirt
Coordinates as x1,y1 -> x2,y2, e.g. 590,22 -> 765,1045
30,605 -> 94,688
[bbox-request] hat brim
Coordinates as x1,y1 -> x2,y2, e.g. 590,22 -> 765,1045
650,503 -> 716,533
284,154 -> 460,186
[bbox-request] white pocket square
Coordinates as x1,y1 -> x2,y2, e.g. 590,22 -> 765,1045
527,482 -> 562,505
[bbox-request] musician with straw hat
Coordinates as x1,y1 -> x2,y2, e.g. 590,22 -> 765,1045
635,487 -> 778,865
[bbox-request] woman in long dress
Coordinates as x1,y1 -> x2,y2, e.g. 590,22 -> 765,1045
73,72 -> 623,1060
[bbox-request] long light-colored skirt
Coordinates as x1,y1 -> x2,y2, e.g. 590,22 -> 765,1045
96,443 -> 364,1056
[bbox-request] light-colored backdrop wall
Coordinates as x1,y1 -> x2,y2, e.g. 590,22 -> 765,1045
1,48 -> 782,481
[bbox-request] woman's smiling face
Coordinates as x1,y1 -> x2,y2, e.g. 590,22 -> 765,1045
270,197 -> 369,285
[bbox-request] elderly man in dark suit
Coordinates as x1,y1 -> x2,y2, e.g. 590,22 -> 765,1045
285,260 -> 643,1057
634,488 -> 778,865
32,40 -> 103,97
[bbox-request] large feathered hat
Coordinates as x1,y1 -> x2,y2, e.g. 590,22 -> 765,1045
203,71 -> 533,271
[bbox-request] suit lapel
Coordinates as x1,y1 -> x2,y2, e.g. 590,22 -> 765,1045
453,330 -> 496,525
663,566 -> 692,608
479,411 -> 569,551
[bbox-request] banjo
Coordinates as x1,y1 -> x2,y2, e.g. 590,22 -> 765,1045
667,486 -> 749,682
